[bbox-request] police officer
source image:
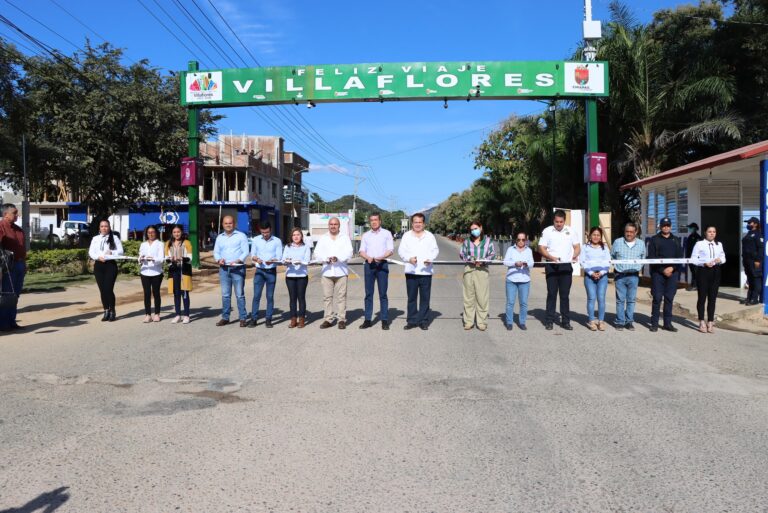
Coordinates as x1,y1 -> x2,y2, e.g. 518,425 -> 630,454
648,217 -> 683,332
684,223 -> 702,291
742,216 -> 764,305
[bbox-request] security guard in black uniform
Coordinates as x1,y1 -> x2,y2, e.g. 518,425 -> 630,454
742,216 -> 764,305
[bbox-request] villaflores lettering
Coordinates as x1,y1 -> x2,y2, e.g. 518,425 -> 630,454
182,61 -> 608,106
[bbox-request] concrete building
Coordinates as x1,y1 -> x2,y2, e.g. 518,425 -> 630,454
621,140 -> 766,289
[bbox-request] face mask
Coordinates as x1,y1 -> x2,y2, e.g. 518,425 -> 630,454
471,229 -> 481,238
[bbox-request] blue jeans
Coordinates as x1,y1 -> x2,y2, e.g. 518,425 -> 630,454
0,260 -> 26,330
505,280 -> 530,326
219,266 -> 247,321
614,273 -> 639,325
364,261 -> 389,321
252,268 -> 277,321
584,274 -> 608,322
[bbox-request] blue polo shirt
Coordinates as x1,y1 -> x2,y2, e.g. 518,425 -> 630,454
250,235 -> 283,270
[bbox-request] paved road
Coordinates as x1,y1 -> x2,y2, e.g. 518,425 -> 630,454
1,236 -> 767,512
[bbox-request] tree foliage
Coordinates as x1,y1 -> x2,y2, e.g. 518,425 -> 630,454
0,39 -> 219,220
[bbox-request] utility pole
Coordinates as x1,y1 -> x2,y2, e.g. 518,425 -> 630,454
187,61 -> 201,267
583,0 -> 602,230
21,135 -> 30,251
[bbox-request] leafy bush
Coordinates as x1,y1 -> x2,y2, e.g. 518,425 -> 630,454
27,249 -> 89,276
116,240 -> 141,275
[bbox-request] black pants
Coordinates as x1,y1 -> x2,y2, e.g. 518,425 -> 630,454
545,265 -> 572,323
94,260 -> 118,310
696,266 -> 721,322
405,274 -> 432,325
743,260 -> 762,302
651,271 -> 679,327
687,264 -> 697,287
285,276 -> 308,318
141,274 -> 163,315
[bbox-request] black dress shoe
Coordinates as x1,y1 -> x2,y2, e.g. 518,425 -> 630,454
108,310 -> 116,322
649,325 -> 658,332
662,324 -> 678,332
562,322 -> 573,331
319,320 -> 333,329
360,319 -> 372,329
420,323 -> 428,331
404,323 -> 417,330
519,324 -> 527,331
381,321 -> 390,330
101,310 -> 109,322
265,319 -> 273,328
545,322 -> 554,330
506,324 -> 513,331
625,322 -> 635,331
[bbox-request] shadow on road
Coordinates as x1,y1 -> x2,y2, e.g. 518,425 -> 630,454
0,486 -> 70,513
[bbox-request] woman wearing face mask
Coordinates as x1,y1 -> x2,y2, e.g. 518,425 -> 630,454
138,225 -> 164,323
88,219 -> 124,321
580,227 -> 610,331
459,221 -> 496,331
503,231 -> 534,330
283,227 -> 312,328
166,224 -> 193,324
691,225 -> 726,333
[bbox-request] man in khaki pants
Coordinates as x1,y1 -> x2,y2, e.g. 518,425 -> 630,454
313,217 -> 353,329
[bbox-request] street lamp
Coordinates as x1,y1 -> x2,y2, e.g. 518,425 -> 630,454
290,166 -> 309,228
549,102 -> 557,217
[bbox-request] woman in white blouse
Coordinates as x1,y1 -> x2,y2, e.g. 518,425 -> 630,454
138,225 -> 164,323
691,225 -> 726,333
88,219 -> 124,321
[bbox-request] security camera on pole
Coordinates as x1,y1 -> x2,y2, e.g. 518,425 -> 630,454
583,0 -> 602,230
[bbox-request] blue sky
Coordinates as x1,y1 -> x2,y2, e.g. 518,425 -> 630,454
1,0 -> 682,212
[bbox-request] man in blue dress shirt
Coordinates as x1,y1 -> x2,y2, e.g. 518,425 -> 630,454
213,215 -> 250,327
249,221 -> 283,328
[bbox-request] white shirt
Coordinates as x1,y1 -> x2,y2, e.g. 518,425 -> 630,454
691,240 -> 726,266
314,232 -> 353,277
88,234 -> 125,260
540,225 -> 580,262
503,246 -> 534,283
139,240 -> 165,276
397,230 -> 439,275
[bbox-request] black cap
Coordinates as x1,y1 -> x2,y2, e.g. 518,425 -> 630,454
745,216 -> 759,224
659,217 -> 672,227
687,222 -> 699,229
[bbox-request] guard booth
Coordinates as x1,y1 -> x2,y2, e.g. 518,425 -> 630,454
621,140 -> 768,289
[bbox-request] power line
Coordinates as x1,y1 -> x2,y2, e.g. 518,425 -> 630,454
135,0 -> 210,67
3,0 -> 81,52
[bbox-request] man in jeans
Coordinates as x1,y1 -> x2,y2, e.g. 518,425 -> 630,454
249,221 -> 282,328
359,213 -> 394,330
213,215 -> 250,327
610,222 -> 645,331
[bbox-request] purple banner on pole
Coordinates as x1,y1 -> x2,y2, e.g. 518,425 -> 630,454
761,159 -> 767,314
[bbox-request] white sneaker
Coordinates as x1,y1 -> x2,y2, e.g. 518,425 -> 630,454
171,316 -> 181,324
182,316 -> 191,324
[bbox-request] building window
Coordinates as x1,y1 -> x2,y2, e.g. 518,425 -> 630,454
272,182 -> 277,198
251,176 -> 256,193
647,191 -> 656,235
677,187 -> 688,233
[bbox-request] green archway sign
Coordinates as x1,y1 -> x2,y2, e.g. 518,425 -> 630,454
181,60 -> 608,106
181,60 -> 609,266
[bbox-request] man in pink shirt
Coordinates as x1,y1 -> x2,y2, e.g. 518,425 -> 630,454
359,213 -> 394,330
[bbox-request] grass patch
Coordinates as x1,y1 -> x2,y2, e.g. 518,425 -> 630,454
23,272 -> 94,292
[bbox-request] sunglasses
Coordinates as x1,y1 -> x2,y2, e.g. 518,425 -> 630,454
516,238 -> 527,241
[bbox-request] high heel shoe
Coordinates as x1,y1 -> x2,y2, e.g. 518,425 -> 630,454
101,310 -> 110,322
707,321 -> 714,333
698,320 -> 707,333
108,309 -> 116,322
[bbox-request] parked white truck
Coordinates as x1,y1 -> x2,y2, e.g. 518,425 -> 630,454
36,220 -> 90,243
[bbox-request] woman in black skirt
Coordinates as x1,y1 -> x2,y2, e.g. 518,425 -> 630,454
88,219 -> 124,321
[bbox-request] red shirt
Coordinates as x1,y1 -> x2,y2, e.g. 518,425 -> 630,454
0,220 -> 26,261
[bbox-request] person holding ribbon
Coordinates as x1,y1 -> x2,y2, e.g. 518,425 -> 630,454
580,227 -> 610,331
249,221 -> 282,328
88,219 -> 124,322
502,231 -> 534,331
460,221 -> 496,331
610,222 -> 645,331
398,212 -> 439,330
138,225 -> 164,323
283,227 -> 312,328
166,224 -> 193,324
692,225 -> 726,333
359,212 -> 394,330
538,210 -> 581,331
648,217 -> 684,332
314,217 -> 353,329
213,215 -> 250,327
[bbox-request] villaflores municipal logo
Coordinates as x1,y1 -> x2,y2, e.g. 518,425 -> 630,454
186,71 -> 223,102
564,62 -> 605,94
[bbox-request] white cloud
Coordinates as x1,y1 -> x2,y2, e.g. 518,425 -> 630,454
308,163 -> 353,176
208,0 -> 288,59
